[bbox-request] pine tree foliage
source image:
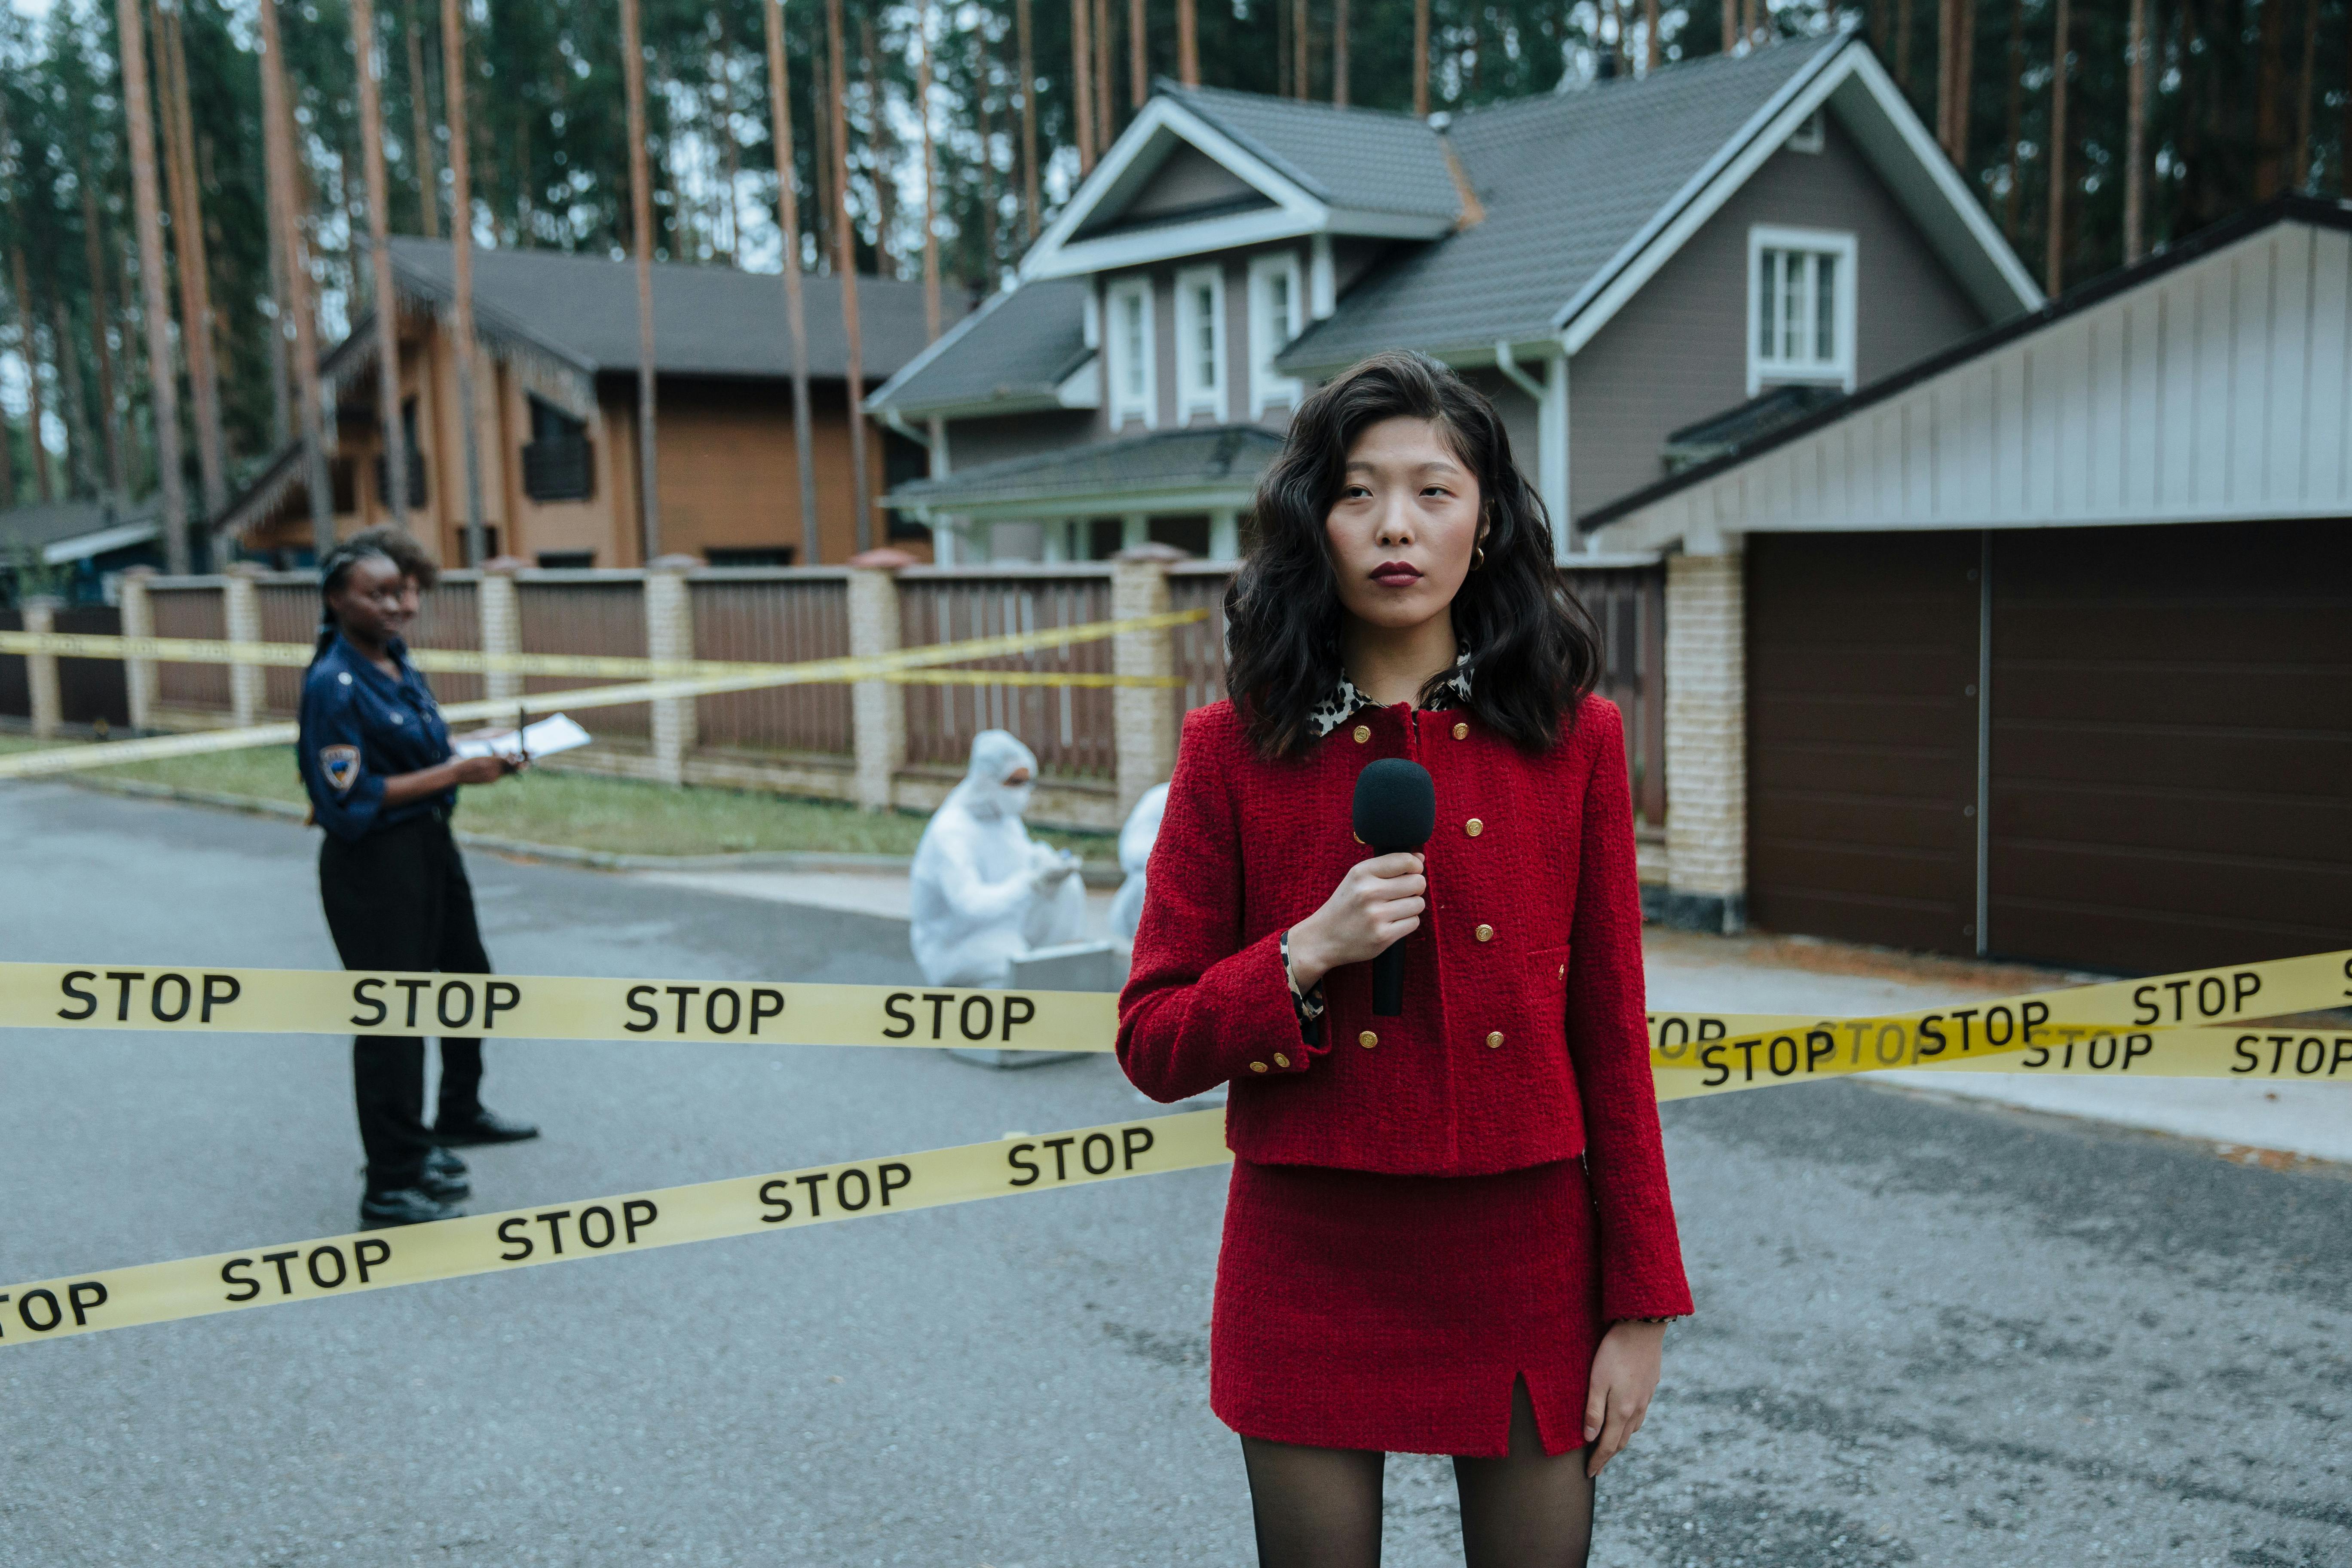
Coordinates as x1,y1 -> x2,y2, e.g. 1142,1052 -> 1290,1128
0,0 -> 2346,504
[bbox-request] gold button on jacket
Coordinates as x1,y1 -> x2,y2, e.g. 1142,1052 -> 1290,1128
1485,1031 -> 1505,1049
1358,1030 -> 1378,1049
1250,1061 -> 1269,1073
1351,724 -> 1371,744
1474,923 -> 1494,942
1465,818 -> 1484,837
1273,1052 -> 1291,1068
1451,722 -> 1469,740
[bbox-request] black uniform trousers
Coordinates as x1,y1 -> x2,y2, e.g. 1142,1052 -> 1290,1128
319,812 -> 490,1193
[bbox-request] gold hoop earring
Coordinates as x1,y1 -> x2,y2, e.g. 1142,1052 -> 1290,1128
1471,545 -> 1486,571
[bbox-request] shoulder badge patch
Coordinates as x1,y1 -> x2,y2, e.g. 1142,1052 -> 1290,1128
318,744 -> 361,796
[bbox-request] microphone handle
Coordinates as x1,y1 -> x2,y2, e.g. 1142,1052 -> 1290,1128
1372,940 -> 1405,1017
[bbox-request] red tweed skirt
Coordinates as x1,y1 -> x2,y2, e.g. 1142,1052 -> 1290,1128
1209,1156 -> 1603,1459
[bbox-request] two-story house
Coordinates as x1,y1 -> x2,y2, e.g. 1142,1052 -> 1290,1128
224,239 -> 964,569
871,28 -> 2041,562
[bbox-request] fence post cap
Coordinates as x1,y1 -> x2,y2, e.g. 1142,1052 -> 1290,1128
479,554 -> 528,575
647,553 -> 701,573
120,564 -> 157,579
1112,542 -> 1188,564
846,547 -> 920,571
223,560 -> 268,578
19,593 -> 64,611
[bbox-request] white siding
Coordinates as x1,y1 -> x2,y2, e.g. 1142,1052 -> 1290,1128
1602,220 -> 2352,545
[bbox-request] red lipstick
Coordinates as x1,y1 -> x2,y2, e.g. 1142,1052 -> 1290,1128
1371,560 -> 1423,587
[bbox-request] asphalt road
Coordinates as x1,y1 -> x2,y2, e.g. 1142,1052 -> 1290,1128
1,783 -> 2345,1568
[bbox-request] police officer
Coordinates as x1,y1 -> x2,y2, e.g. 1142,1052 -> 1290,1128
300,530 -> 540,1229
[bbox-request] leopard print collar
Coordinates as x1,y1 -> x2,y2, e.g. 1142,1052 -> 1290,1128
1308,646 -> 1475,739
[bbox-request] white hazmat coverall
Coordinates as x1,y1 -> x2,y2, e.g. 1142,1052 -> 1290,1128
909,730 -> 1088,988
1106,781 -> 1167,943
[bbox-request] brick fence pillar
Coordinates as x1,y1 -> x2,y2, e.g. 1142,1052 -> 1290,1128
643,555 -> 698,786
845,548 -> 914,812
477,558 -> 524,703
1662,549 -> 1746,934
22,596 -> 62,739
222,564 -> 265,729
1111,543 -> 1183,822
118,567 -> 156,732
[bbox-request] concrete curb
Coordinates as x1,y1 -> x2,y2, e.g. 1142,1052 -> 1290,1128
60,774 -> 1126,884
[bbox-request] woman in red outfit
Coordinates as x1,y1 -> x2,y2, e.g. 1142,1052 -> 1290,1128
1118,352 -> 1693,1567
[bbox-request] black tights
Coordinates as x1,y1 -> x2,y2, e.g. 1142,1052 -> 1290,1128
1240,1379 -> 1595,1568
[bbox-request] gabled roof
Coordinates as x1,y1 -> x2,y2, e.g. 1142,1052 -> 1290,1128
0,497 -> 161,564
867,279 -> 1095,418
1156,84 -> 1463,223
386,238 -> 965,383
1585,197 -> 2352,546
887,426 -> 1282,519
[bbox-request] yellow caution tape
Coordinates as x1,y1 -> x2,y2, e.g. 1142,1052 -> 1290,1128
0,621 -> 1202,684
3,962 -> 1118,1051
0,1109 -> 1230,1348
1642,948 -> 2352,1095
0,609 -> 1205,780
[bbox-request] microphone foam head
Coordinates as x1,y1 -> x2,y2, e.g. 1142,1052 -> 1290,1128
1353,758 -> 1436,852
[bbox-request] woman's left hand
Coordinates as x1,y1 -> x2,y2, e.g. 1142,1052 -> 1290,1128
1583,1319 -> 1666,1477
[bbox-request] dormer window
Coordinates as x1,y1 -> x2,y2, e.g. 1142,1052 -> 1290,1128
1175,265 -> 1226,420
1248,251 -> 1305,416
1747,225 -> 1856,397
1106,276 -> 1157,429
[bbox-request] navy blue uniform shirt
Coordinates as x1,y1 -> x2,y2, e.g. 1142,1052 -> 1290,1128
297,633 -> 456,842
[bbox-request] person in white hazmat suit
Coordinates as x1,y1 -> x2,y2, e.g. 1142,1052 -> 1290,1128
1106,782 -> 1167,943
909,730 -> 1088,987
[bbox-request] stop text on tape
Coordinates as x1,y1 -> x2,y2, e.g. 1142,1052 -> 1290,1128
0,1109 -> 1230,1348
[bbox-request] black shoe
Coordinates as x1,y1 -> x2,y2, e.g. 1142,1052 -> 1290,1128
420,1145 -> 471,1201
433,1106 -> 540,1146
360,1187 -> 465,1229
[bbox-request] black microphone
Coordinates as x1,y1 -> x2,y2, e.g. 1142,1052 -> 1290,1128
1352,758 -> 1436,1017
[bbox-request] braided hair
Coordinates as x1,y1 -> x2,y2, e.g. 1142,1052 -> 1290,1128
312,540 -> 397,665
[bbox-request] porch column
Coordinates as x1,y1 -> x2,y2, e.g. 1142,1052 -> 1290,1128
119,567 -> 157,732
1545,354 -> 1572,559
846,548 -> 913,812
222,564 -> 265,729
644,555 -> 698,786
1121,514 -> 1149,551
1661,548 -> 1746,934
1111,542 -> 1184,820
22,597 -> 62,739
1209,508 -> 1239,561
478,560 -> 523,702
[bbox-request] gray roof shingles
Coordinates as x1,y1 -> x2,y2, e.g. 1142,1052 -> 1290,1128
889,425 -> 1282,508
1161,84 -> 1462,221
386,236 -> 963,381
867,279 -> 1093,414
1277,33 -> 1847,369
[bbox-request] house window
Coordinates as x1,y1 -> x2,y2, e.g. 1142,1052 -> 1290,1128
522,396 -> 595,502
704,546 -> 796,567
1247,251 -> 1305,416
1104,276 -> 1157,428
1174,265 -> 1225,420
1747,226 -> 1856,397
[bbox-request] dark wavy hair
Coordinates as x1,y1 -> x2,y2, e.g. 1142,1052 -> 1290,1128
1224,350 -> 1602,758
311,526 -> 437,664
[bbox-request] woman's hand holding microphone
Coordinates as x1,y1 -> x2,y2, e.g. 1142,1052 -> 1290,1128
1283,854 -> 1426,994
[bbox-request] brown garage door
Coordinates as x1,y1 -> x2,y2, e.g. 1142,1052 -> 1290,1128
1988,521 -> 2352,973
1746,532 -> 1981,956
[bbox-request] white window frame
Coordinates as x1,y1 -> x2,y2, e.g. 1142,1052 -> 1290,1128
1746,225 -> 1857,398
1105,275 -> 1158,429
1247,251 -> 1305,416
1173,264 -> 1227,421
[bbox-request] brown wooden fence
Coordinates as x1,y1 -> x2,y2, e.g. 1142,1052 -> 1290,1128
691,570 -> 853,757
897,567 -> 1118,779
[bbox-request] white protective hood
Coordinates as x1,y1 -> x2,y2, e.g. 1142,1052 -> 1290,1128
908,730 -> 1085,986
1106,782 -> 1168,942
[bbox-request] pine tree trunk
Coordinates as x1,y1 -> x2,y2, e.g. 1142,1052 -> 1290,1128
1071,0 -> 1096,172
404,2 -> 439,238
761,0 -> 821,563
2123,0 -> 2148,262
259,0 -> 336,560
1413,0 -> 1429,113
859,15 -> 899,279
973,31 -> 1001,282
350,0 -> 409,529
1178,0 -> 1198,86
1131,0 -> 1148,108
1293,0 -> 1308,97
2044,0 -> 2069,294
156,0 -> 229,519
1095,0 -> 1115,144
1899,0 -> 1916,97
920,5 -> 941,340
619,0 -> 659,560
52,294 -> 99,498
109,0 -> 187,569
77,175 -> 129,501
825,0 -> 873,552
1018,0 -> 1041,234
1644,0 -> 1661,72
1334,0 -> 1350,105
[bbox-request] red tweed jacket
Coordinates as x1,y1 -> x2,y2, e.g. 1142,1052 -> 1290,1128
1118,693 -> 1691,1317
